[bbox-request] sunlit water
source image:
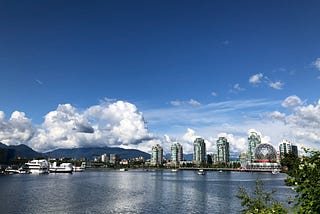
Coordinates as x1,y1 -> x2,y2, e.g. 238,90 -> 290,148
0,170 -> 294,213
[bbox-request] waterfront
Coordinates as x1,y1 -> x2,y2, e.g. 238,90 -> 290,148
0,170 -> 294,214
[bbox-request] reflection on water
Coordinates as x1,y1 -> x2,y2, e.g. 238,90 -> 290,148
0,170 -> 294,213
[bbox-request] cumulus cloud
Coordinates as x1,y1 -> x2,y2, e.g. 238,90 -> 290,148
0,111 -> 35,146
312,58 -> 320,71
211,91 -> 217,97
188,99 -> 201,106
182,128 -> 200,143
268,95 -> 320,150
0,101 -> 157,152
268,81 -> 284,90
281,95 -> 302,109
249,73 -> 264,84
267,111 -> 286,121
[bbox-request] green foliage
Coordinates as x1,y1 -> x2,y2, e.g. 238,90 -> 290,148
281,152 -> 300,176
288,149 -> 320,213
236,180 -> 288,214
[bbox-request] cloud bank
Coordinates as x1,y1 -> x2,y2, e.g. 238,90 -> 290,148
0,101 -> 155,152
1,95 -> 320,155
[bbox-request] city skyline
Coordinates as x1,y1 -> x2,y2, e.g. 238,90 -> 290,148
1,1 -> 320,154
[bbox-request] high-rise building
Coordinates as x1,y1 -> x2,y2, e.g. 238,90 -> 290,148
247,131 -> 261,162
291,145 -> 298,156
101,153 -> 109,163
279,140 -> 298,160
216,137 -> 230,163
171,142 -> 183,166
151,144 -> 163,166
207,153 -> 216,164
109,154 -> 120,164
193,138 -> 206,165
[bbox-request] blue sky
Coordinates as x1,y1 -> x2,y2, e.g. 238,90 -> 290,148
1,0 -> 320,154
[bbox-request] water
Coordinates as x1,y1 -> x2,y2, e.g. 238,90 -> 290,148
0,170 -> 294,214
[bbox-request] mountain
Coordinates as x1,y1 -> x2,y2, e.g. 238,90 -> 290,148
0,142 -> 151,163
0,142 -> 43,164
8,144 -> 44,159
46,147 -> 151,160
0,142 -> 43,158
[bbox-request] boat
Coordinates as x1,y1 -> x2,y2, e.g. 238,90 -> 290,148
25,159 -> 49,174
49,162 -> 73,173
5,166 -> 30,174
171,169 -> 178,172
219,170 -> 223,173
119,168 -> 128,171
197,169 -> 205,175
4,167 -> 20,174
73,166 -> 84,172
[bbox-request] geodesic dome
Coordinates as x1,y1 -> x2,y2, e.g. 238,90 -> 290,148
254,143 -> 277,162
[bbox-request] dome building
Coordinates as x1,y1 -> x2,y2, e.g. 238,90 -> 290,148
254,143 -> 277,162
246,143 -> 280,171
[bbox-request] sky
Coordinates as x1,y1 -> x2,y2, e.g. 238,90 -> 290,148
1,0 -> 320,155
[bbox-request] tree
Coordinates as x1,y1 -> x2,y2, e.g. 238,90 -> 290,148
280,151 -> 299,176
287,149 -> 320,213
236,180 -> 288,213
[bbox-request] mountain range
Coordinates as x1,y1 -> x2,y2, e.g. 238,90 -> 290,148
0,142 -> 150,163
46,147 -> 150,160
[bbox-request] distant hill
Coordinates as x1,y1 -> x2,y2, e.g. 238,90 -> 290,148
0,142 -> 151,163
0,142 -> 43,158
46,147 -> 151,160
0,142 -> 43,164
8,144 -> 44,159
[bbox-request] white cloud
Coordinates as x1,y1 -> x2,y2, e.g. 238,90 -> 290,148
181,128 -> 206,154
267,95 -> 320,150
281,95 -> 302,109
2,95 -> 320,156
268,111 -> 286,121
248,73 -> 284,90
188,99 -> 201,106
170,99 -> 201,107
0,111 -> 35,146
182,128 -> 200,143
269,81 -> 284,90
170,100 -> 182,106
230,83 -> 245,93
24,101 -> 156,152
211,91 -> 217,97
249,73 -> 263,84
312,58 -> 320,71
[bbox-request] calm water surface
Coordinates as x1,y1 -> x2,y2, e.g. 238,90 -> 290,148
0,170 -> 294,214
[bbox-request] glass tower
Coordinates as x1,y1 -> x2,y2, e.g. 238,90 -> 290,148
171,142 -> 183,166
193,138 -> 206,165
279,140 -> 298,160
151,144 -> 163,166
216,137 -> 230,163
247,132 -> 261,162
